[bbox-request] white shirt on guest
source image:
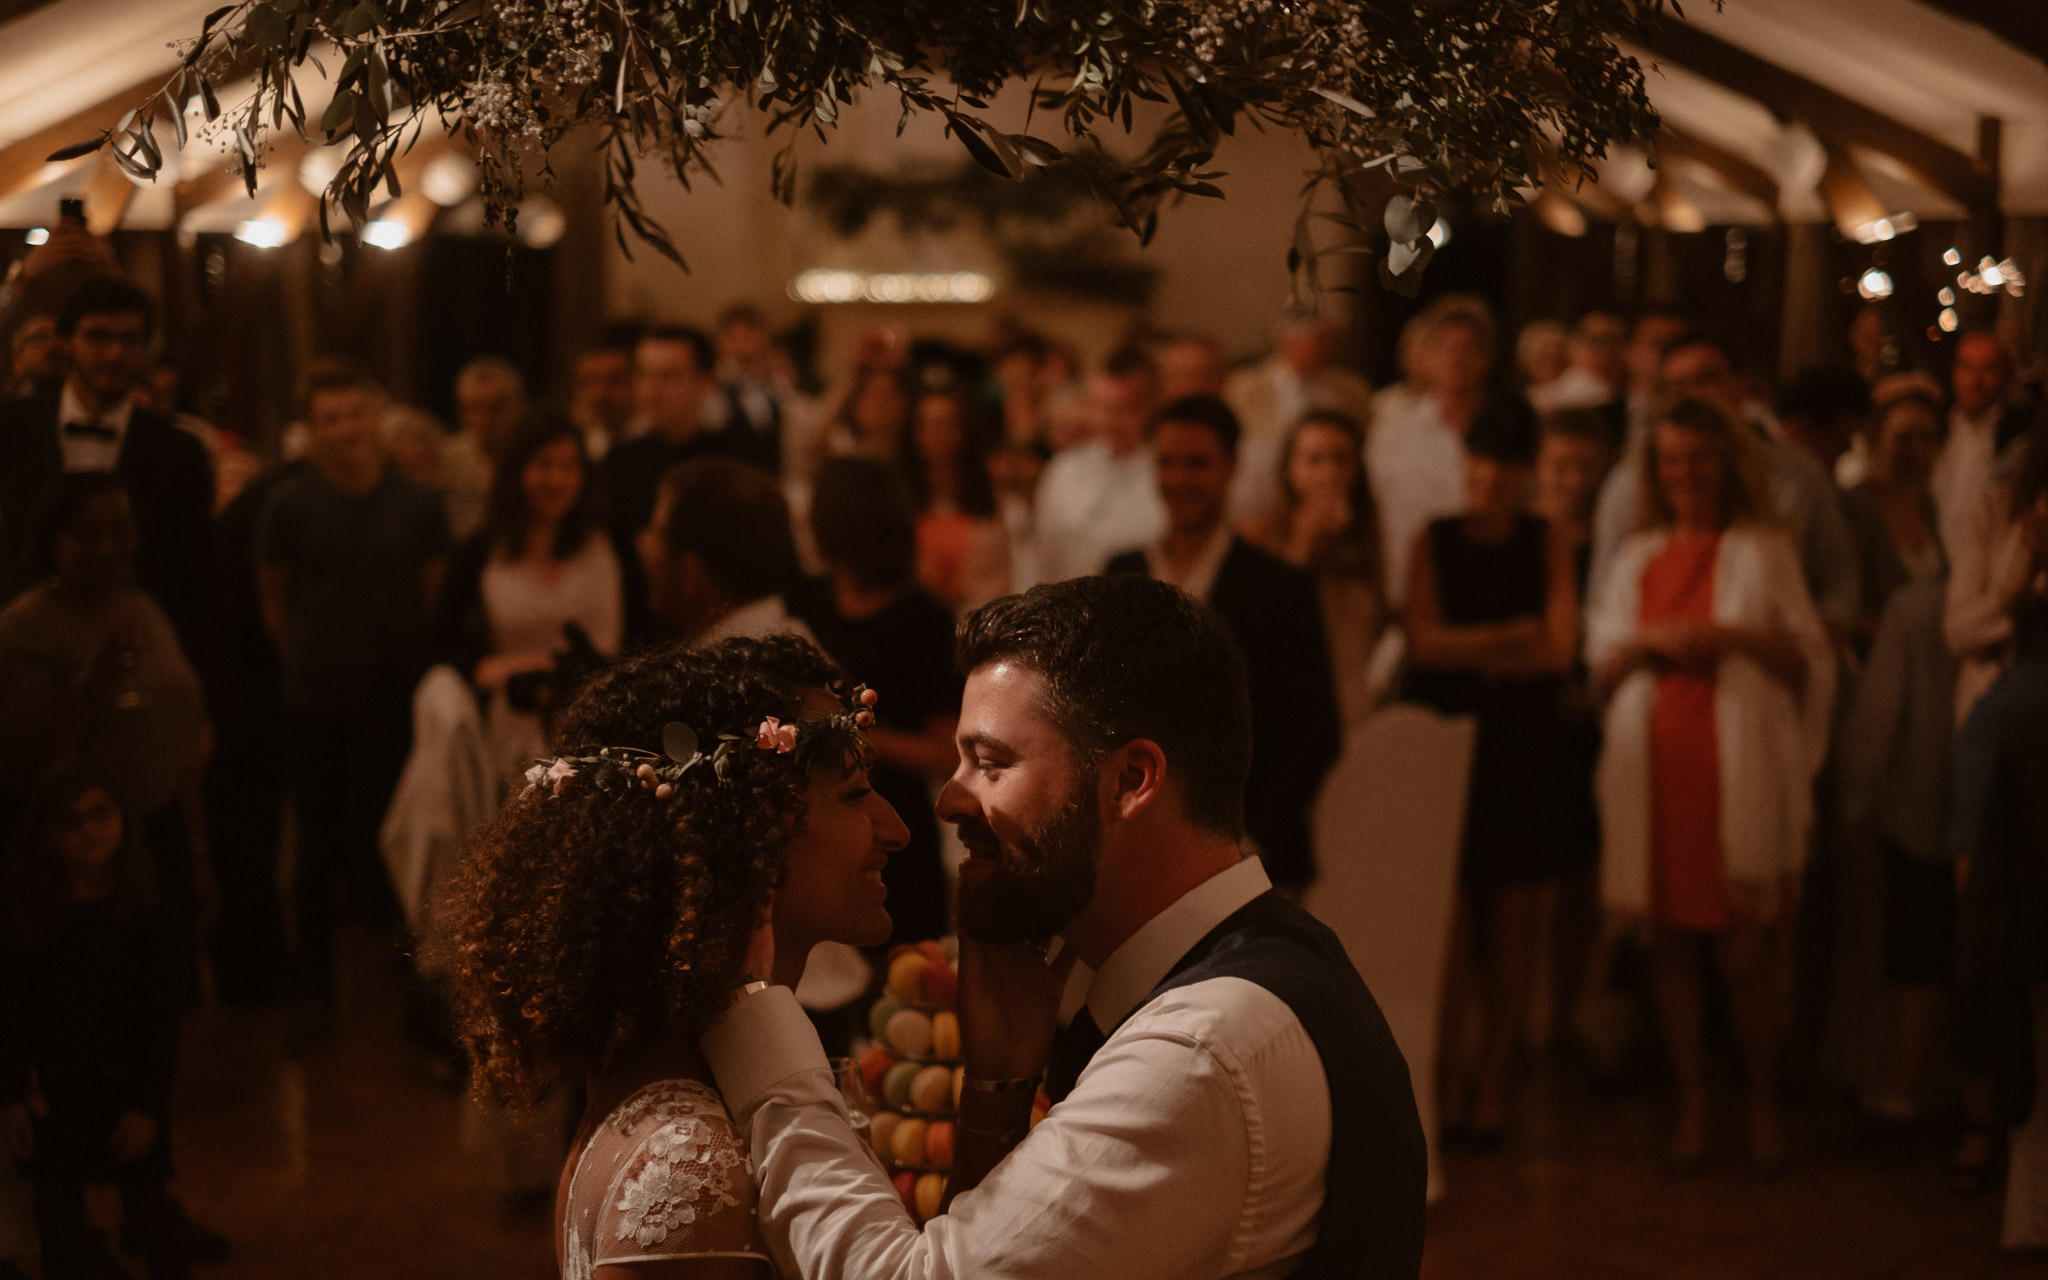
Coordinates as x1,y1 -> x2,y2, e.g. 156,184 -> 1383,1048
57,381 -> 135,472
694,593 -> 819,649
701,855 -> 1333,1280
1142,522 -> 1234,603
1933,403 -> 2004,557
1365,383 -> 1465,611
1032,439 -> 1166,585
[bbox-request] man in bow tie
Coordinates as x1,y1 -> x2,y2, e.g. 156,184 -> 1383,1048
0,278 -> 214,648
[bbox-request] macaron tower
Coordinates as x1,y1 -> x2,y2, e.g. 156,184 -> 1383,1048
856,938 -> 1051,1224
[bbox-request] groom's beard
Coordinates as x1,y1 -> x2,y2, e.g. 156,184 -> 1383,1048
953,786 -> 1100,944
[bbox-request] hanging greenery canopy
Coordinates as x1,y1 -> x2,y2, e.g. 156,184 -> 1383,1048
55,0 -> 1678,292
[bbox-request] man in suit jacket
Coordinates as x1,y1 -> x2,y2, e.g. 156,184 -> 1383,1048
1106,394 -> 1343,890
0,279 -> 213,648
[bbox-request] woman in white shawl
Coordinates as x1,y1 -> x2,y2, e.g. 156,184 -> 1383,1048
1586,398 -> 1835,1175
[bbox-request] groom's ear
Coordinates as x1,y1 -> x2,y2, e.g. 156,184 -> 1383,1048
1105,738 -> 1167,823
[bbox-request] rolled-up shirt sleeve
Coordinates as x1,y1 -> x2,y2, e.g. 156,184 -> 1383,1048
704,981 -> 1319,1280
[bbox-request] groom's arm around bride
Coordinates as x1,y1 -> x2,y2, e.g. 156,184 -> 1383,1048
703,577 -> 1426,1280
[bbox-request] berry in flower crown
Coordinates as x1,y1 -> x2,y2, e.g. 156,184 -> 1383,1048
522,684 -> 880,801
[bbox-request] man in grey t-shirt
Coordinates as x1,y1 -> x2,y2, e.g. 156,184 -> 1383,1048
258,358 -> 448,1019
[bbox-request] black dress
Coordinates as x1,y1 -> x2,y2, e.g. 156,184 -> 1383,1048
788,581 -> 959,944
1403,513 -> 1590,891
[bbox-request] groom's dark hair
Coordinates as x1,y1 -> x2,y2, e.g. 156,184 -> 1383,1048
956,576 -> 1252,839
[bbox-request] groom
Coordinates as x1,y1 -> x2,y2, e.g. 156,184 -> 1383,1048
703,575 -> 1426,1278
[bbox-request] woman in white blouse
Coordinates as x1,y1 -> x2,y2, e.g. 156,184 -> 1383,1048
433,411 -> 624,780
1586,398 -> 1834,1175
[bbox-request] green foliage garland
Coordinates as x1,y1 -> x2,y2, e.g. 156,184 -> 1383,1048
57,0 -> 1680,291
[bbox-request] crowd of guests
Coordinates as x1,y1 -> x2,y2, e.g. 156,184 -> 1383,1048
0,205 -> 2045,1274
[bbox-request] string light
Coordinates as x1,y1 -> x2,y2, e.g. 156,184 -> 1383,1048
1937,288 -> 1955,306
1958,256 -> 2026,298
1939,308 -> 1959,332
1943,247 -> 1962,266
1856,268 -> 1893,301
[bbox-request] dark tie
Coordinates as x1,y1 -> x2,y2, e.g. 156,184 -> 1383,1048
63,421 -> 118,443
1042,1007 -> 1109,1105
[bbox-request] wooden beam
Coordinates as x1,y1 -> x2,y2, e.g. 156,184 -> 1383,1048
1659,128 -> 1779,210
1651,21 -> 1994,216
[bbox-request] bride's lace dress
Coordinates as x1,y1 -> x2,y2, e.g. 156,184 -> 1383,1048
556,1078 -> 771,1277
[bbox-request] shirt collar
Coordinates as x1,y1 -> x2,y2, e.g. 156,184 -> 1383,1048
58,380 -> 135,436
698,594 -> 792,645
1084,855 -> 1272,1031
1143,524 -> 1235,602
1950,403 -> 2001,438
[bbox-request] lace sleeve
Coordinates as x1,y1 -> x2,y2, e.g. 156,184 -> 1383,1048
561,1080 -> 768,1277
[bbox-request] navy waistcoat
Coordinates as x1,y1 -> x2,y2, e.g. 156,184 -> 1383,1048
1046,891 -> 1426,1280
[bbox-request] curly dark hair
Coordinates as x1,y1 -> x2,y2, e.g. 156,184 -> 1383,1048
444,633 -> 857,1108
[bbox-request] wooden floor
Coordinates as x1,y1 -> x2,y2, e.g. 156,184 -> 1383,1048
116,927 -> 2038,1278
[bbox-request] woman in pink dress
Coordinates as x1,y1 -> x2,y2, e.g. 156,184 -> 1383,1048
445,635 -> 908,1277
1588,399 -> 1835,1175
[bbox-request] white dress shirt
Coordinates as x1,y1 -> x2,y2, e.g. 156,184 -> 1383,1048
1141,523 -> 1234,602
695,593 -> 820,649
57,382 -> 135,472
1032,440 -> 1167,584
1364,384 -> 1465,611
702,856 -> 1333,1280
1934,404 -> 2003,558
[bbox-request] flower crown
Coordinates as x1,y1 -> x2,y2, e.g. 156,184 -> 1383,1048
523,685 -> 879,801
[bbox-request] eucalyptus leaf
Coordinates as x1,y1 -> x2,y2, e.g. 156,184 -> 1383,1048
662,723 -> 701,765
45,136 -> 108,162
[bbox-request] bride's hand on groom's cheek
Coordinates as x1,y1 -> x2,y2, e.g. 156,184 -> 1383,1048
956,935 -> 1074,1082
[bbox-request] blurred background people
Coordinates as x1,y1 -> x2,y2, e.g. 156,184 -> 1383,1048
441,356 -> 528,539
792,457 -> 958,945
1403,399 -> 1583,1147
1369,295 -> 1497,611
1588,398 -> 1834,1175
569,324 -> 639,459
1033,347 -> 1167,584
1243,408 -> 1384,729
1106,394 -> 1340,892
1226,313 -> 1375,524
0,280 -> 214,652
257,358 -> 450,1036
900,384 -> 1009,612
0,474 -> 213,1012
3,764 -> 198,1280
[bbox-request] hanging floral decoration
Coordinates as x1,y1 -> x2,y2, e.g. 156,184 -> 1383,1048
51,0 -> 1680,292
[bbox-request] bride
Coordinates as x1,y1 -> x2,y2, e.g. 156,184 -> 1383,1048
444,634 -> 909,1278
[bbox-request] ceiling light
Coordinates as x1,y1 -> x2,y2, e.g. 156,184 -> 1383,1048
24,227 -> 49,246
516,195 -> 566,248
787,269 -> 994,305
1531,191 -> 1587,238
234,219 -> 291,248
361,219 -> 412,250
1600,146 -> 1657,203
299,146 -> 346,197
421,153 -> 479,208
